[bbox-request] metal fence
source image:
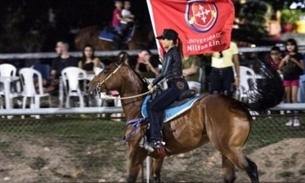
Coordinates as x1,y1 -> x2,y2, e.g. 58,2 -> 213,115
1,47 -> 305,182
0,113 -> 305,183
1,45 -> 305,60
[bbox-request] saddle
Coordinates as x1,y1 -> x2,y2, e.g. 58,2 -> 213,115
178,89 -> 197,101
98,25 -> 135,47
151,85 -> 197,107
141,89 -> 200,123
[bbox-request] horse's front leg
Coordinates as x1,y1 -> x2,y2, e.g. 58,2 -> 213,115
150,157 -> 164,183
127,147 -> 147,183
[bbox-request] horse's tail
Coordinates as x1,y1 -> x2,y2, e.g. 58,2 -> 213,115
245,59 -> 284,112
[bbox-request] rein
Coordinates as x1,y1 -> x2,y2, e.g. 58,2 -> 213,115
97,90 -> 152,100
95,63 -> 153,100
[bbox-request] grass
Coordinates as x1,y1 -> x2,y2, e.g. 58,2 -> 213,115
0,117 -> 125,141
0,115 -> 304,149
299,168 -> 305,175
29,156 -> 49,170
277,171 -> 294,178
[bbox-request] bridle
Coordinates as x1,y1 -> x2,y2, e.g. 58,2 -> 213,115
96,63 -> 122,90
95,63 -> 152,100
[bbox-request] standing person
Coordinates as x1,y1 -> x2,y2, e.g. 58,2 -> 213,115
267,46 -> 282,71
120,0 -> 134,35
78,44 -> 101,74
182,55 -> 201,94
278,38 -> 304,127
209,41 -> 240,97
135,49 -> 160,78
146,29 -> 189,151
44,41 -> 78,93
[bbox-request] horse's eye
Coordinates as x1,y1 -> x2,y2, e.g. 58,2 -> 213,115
103,69 -> 108,74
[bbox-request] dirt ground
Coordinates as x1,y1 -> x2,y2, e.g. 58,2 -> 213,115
0,135 -> 304,183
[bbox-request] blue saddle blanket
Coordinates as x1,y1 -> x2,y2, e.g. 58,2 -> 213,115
141,95 -> 200,123
98,28 -> 115,42
98,26 -> 135,43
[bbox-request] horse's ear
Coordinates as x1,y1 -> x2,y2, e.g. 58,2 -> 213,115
116,51 -> 129,65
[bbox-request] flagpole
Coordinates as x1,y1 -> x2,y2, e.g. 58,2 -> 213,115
146,0 -> 161,56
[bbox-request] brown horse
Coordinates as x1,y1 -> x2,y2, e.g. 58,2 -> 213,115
74,26 -> 155,51
87,58 -> 284,183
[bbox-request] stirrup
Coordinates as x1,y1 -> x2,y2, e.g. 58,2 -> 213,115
144,140 -> 165,152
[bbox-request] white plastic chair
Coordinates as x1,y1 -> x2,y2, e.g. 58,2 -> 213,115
91,67 -> 105,109
94,67 -> 104,76
61,67 -> 87,108
19,68 -> 52,119
237,66 -> 257,102
0,63 -> 16,76
0,63 -> 21,111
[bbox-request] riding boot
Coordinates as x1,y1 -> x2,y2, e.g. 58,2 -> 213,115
144,140 -> 162,152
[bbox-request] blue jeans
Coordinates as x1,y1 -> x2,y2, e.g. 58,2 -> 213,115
209,66 -> 234,97
147,78 -> 188,141
113,25 -> 121,33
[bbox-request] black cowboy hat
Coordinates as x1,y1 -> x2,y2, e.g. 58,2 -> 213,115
156,29 -> 178,40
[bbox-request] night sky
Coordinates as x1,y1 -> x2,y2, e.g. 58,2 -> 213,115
54,0 -> 151,29
0,0 -> 152,53
0,0 -> 293,53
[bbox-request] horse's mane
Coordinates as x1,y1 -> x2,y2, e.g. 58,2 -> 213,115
126,64 -> 149,93
115,51 -> 148,93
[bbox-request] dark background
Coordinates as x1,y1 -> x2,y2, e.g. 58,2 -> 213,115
0,0 -> 151,53
0,0 -> 301,53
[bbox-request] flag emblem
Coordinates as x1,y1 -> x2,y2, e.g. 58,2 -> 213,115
185,1 -> 218,32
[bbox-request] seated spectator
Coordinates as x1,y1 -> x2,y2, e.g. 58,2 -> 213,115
78,44 -> 101,74
32,63 -> 51,88
44,41 -> 78,93
135,49 -> 160,78
182,55 -> 201,94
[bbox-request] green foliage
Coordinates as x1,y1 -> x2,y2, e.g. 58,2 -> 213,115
234,1 -> 272,44
263,0 -> 289,11
0,2 -> 50,53
281,9 -> 302,24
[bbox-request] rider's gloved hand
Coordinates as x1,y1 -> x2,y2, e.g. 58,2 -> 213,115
147,84 -> 153,92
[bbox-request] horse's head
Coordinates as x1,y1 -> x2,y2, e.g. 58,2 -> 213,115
86,53 -> 128,96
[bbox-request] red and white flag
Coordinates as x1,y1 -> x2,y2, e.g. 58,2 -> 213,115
146,0 -> 235,55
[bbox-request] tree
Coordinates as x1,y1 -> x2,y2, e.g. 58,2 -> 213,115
0,1 -> 53,53
234,1 -> 271,44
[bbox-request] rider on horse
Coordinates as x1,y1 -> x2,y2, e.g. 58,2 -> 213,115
146,29 -> 189,151
111,0 -> 134,48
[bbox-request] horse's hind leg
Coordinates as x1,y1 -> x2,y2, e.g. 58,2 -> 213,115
223,149 -> 259,183
245,157 -> 259,183
222,155 -> 236,183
